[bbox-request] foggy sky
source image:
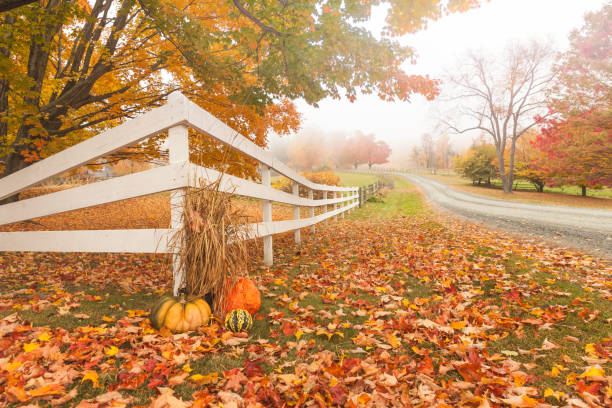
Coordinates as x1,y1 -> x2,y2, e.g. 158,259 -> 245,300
268,0 -> 608,167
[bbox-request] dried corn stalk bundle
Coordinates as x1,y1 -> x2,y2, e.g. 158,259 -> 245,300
170,177 -> 250,316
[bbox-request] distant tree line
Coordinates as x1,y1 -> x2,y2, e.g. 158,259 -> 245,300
408,133 -> 456,173
282,130 -> 392,171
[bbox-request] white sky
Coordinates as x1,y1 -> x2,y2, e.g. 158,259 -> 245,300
271,0 -> 608,166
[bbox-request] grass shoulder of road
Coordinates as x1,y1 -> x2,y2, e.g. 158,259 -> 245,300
347,176 -> 424,219
430,173 -> 612,210
1,177 -> 610,406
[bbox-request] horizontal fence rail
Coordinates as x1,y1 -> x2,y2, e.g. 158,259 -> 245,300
0,92 -> 359,295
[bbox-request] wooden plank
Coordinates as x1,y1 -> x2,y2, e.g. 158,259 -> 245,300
0,229 -> 174,253
0,164 -> 186,226
0,96 -> 188,201
188,164 -> 356,207
246,201 -> 357,239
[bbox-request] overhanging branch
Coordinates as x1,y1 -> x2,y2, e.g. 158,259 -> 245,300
232,0 -> 290,37
0,0 -> 36,13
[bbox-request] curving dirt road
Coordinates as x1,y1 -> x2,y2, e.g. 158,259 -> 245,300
398,174 -> 612,258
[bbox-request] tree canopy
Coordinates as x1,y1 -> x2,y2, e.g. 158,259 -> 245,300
0,0 -> 484,184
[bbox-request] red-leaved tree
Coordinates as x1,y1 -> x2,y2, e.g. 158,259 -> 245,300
367,140 -> 392,169
533,112 -> 611,196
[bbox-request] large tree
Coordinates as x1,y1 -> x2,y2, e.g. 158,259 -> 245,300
0,0 -> 484,199
445,41 -> 555,193
531,2 -> 611,196
367,139 -> 391,169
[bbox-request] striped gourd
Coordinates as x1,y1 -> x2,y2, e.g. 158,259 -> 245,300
224,309 -> 253,332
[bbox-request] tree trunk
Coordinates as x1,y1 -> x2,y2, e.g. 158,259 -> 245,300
581,186 -> 587,197
0,14 -> 15,149
497,152 -> 511,193
507,140 -> 517,194
536,182 -> 544,192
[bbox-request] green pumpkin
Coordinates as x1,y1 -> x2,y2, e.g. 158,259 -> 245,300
224,309 -> 253,332
150,296 -> 211,332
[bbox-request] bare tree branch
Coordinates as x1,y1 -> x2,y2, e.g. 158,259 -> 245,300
443,40 -> 555,193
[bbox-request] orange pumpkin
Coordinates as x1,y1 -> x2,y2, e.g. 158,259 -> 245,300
224,278 -> 261,315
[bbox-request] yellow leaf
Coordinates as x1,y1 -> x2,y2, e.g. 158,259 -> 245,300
295,330 -> 304,340
182,364 -> 193,373
402,299 -> 409,307
357,393 -> 371,404
386,334 -> 401,349
82,370 -> 100,388
579,366 -> 605,378
105,346 -> 119,357
37,332 -> 51,342
409,304 -> 419,311
544,388 -> 556,399
102,316 -> 114,322
5,361 -> 21,373
450,321 -> 466,330
189,372 -> 218,384
566,372 -> 577,386
23,342 -> 40,353
585,343 -> 597,357
29,384 -> 65,397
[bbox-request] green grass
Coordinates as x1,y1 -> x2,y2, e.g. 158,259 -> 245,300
334,171 -> 382,187
0,285 -> 158,329
349,176 -> 424,220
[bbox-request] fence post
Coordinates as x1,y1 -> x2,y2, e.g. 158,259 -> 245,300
259,165 -> 273,266
168,123 -> 189,297
358,187 -> 362,208
323,191 -> 328,223
309,189 -> 315,233
341,191 -> 345,219
292,181 -> 301,244
333,191 -> 338,221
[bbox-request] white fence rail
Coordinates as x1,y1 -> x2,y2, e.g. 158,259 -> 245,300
0,92 -> 358,294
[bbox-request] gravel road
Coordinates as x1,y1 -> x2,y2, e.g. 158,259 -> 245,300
398,174 -> 612,258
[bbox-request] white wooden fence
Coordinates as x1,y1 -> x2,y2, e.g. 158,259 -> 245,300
0,92 -> 358,294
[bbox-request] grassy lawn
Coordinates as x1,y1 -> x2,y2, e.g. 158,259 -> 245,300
348,176 -> 424,219
334,171 -> 382,187
430,173 -> 612,209
1,179 -> 610,406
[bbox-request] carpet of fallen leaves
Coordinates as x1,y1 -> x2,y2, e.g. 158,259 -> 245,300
1,189 -> 611,407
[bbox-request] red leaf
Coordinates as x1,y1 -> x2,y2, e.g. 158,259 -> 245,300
243,358 -> 264,378
329,384 -> 348,405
